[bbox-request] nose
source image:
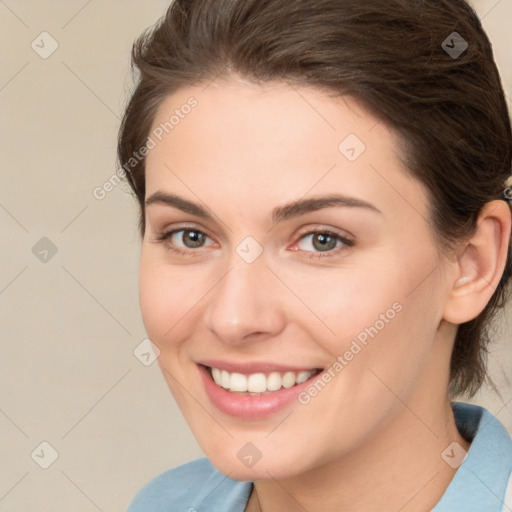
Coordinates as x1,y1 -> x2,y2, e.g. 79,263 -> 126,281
203,256 -> 286,346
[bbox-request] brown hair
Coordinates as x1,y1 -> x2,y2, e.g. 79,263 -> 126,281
118,0 -> 512,397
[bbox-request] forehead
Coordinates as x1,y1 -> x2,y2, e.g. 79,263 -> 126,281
144,79 -> 428,225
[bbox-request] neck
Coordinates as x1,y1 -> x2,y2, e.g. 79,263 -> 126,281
247,399 -> 468,512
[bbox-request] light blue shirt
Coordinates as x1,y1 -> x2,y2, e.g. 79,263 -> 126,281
127,402 -> 512,511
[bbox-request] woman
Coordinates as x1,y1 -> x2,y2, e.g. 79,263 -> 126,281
118,0 -> 512,510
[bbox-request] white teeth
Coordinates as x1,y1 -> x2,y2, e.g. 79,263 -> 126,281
247,373 -> 267,393
221,370 -> 230,388
296,370 -> 312,384
267,372 -> 282,391
230,372 -> 247,392
211,367 -> 221,383
209,367 -> 318,393
282,371 -> 296,389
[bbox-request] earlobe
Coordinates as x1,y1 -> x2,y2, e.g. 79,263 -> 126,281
443,200 -> 511,324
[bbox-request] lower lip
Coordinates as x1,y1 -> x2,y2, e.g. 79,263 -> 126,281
198,364 -> 320,419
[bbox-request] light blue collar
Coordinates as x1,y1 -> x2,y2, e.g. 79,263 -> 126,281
433,402 -> 512,512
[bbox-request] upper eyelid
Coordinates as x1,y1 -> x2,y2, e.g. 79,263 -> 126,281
157,227 -> 217,246
155,222 -> 217,240
299,232 -> 351,242
157,225 -> 353,251
144,197 -> 372,241
293,225 -> 354,243
144,204 -> 230,240
157,223 -> 351,238
291,230 -> 354,250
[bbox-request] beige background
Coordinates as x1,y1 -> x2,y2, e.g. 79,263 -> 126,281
0,0 -> 511,510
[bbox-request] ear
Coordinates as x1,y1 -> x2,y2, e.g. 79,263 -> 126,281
443,200 -> 511,324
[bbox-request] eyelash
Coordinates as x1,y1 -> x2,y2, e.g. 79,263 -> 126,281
153,227 -> 354,259
294,230 -> 354,259
154,228 -> 215,257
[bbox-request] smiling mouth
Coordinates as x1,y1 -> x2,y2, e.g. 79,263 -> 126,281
204,365 -> 323,396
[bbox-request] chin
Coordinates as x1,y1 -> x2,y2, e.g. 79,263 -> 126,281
202,441 -> 311,481
213,456 -> 301,482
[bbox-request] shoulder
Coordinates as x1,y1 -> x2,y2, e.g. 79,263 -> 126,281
126,457 -> 252,512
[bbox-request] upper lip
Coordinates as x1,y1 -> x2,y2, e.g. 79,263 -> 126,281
198,359 -> 323,375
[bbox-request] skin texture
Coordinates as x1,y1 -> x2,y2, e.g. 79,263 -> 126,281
138,78 -> 510,512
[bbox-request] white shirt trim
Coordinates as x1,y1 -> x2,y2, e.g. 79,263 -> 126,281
501,472 -> 512,512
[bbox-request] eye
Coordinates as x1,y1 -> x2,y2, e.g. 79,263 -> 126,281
171,229 -> 208,249
155,228 -> 216,254
293,230 -> 353,258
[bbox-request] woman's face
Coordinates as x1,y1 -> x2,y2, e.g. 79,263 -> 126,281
139,79 -> 455,480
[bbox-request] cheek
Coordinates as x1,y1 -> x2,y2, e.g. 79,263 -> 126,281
277,257 -> 404,347
286,249 -> 442,387
138,254 -> 206,403
138,252 -> 201,345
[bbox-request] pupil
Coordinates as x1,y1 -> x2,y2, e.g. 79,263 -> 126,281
185,230 -> 204,248
313,233 -> 336,252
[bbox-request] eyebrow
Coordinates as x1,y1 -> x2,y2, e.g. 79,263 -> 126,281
271,194 -> 381,223
145,191 -> 381,224
145,191 -> 213,219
